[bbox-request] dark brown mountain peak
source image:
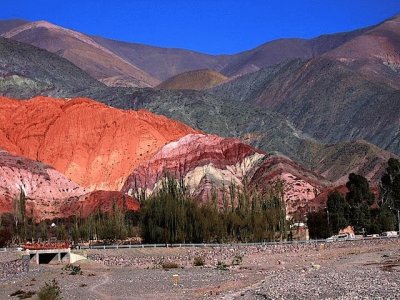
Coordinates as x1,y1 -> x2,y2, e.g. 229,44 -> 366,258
2,20 -> 159,88
0,19 -> 28,34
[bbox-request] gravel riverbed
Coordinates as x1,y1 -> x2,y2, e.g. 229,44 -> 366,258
0,238 -> 399,299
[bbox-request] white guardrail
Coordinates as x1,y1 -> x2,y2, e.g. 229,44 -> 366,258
77,235 -> 399,250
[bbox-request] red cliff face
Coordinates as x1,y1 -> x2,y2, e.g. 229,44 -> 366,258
0,149 -> 87,218
60,190 -> 139,220
0,96 -> 197,191
0,150 -> 138,220
121,134 -> 263,197
250,156 -> 331,215
0,97 -> 331,219
122,134 -> 331,216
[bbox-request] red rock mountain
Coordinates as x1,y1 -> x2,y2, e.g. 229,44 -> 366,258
0,96 -> 197,191
122,134 -> 331,216
1,21 -> 159,87
0,150 -> 139,221
0,96 -> 332,218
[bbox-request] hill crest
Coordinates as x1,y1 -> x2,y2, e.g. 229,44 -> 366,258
157,69 -> 228,90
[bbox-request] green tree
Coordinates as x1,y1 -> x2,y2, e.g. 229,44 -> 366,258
307,210 -> 330,239
346,173 -> 374,233
326,191 -> 349,233
381,158 -> 400,210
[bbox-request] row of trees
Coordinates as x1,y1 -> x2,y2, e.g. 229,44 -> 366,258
140,177 -> 288,243
307,158 -> 400,238
0,197 -> 140,247
0,176 -> 288,245
2,158 -> 399,245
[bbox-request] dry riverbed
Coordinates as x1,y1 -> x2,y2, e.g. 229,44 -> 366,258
0,239 -> 399,299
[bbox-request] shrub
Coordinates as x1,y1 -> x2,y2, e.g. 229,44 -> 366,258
63,264 -> 82,275
37,279 -> 62,300
216,261 -> 228,271
193,256 -> 205,266
10,290 -> 26,297
10,290 -> 35,299
231,254 -> 243,266
0,227 -> 12,247
161,261 -> 179,269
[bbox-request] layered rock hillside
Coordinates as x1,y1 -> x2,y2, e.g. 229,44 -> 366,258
1,21 -> 159,87
0,36 -> 104,98
324,14 -> 400,89
0,150 -> 138,220
60,190 -> 139,220
122,134 -> 330,216
82,87 -> 396,184
157,69 -> 228,90
1,17 -> 397,185
211,58 -> 400,156
0,149 -> 86,217
0,96 -> 197,190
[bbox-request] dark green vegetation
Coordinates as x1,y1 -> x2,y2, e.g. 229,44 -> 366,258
0,199 -> 140,246
140,177 -> 287,243
381,158 -> 400,211
161,262 -> 179,269
307,158 -> 400,238
63,264 -> 82,275
0,36 -> 104,98
0,178 -> 287,245
211,58 -> 400,155
193,256 -> 205,266
37,279 -> 62,300
1,188 -> 30,245
9,290 -> 35,299
9,280 -> 60,300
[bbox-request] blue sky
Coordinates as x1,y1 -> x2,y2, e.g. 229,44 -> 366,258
1,0 -> 400,54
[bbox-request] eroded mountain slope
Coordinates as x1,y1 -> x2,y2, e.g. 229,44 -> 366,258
0,96 -> 197,190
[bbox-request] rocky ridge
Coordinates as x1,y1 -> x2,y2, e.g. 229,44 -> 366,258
1,21 -> 159,87
0,96 -> 197,191
0,149 -> 139,220
123,134 -> 330,215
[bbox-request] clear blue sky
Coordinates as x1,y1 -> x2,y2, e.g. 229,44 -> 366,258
1,0 -> 400,54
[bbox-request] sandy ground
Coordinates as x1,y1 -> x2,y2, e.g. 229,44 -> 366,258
1,239 -> 399,299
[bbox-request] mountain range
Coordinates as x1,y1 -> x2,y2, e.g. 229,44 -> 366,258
0,14 -> 399,219
2,14 -> 399,86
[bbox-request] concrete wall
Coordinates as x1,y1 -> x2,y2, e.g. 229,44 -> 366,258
70,252 -> 86,263
27,249 -> 70,264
